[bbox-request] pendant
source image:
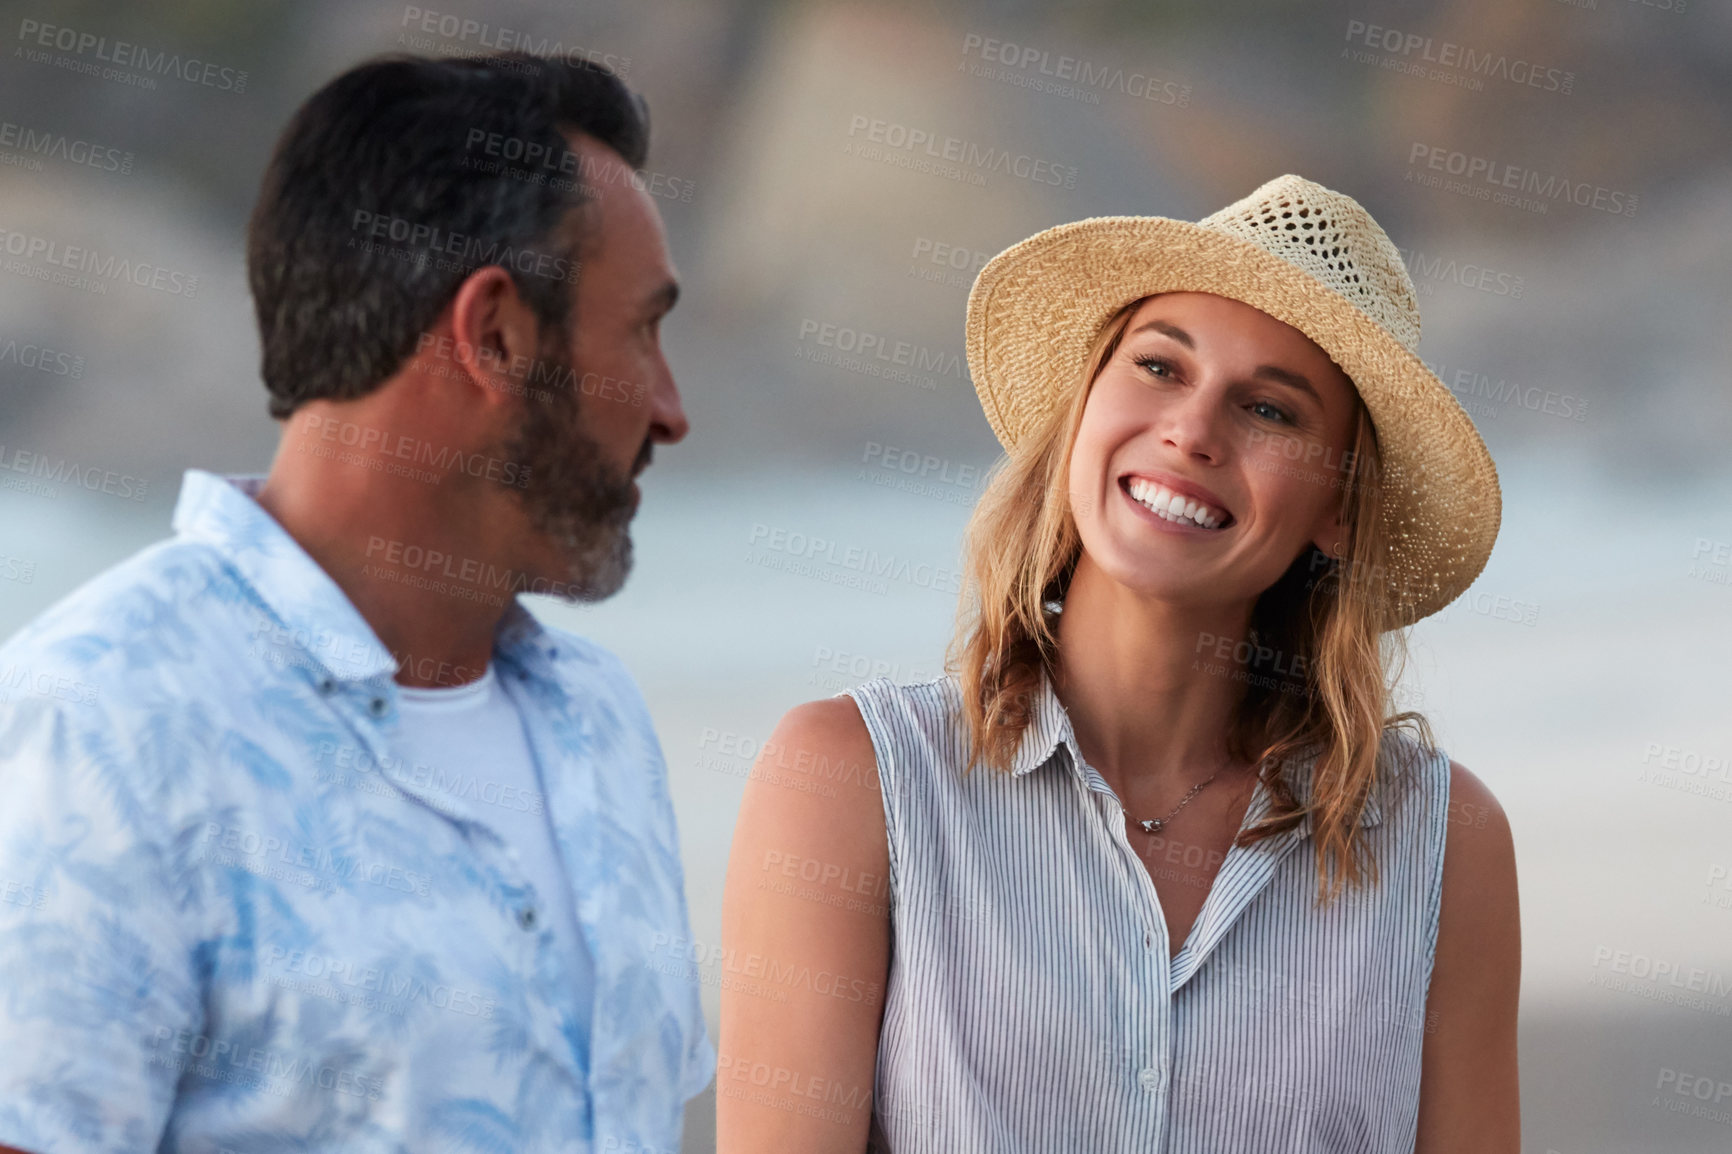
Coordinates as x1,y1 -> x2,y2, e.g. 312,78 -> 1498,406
1139,819 -> 1164,833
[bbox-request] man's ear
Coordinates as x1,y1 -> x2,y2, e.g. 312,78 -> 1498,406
443,266 -> 543,404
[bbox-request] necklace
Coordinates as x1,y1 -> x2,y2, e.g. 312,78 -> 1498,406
1136,764 -> 1225,834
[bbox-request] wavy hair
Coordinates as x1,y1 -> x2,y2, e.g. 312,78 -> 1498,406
946,296 -> 1437,906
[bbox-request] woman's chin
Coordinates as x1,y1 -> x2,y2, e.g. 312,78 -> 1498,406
1096,557 -> 1227,606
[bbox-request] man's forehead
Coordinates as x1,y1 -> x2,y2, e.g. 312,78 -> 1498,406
562,131 -> 666,255
564,130 -> 626,183
564,132 -> 645,215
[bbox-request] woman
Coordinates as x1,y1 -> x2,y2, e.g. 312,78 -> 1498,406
719,175 -> 1520,1152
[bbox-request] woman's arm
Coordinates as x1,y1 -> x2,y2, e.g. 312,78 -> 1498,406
717,697 -> 891,1154
1414,760 -> 1522,1153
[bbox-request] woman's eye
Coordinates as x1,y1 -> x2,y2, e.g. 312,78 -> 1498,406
1249,399 -> 1293,424
1132,354 -> 1174,379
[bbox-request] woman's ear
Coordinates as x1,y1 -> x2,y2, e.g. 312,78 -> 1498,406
1311,509 -> 1348,560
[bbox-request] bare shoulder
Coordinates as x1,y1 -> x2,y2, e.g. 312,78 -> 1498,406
730,694 -> 886,868
1442,759 -> 1516,886
775,694 -> 877,761
749,695 -> 879,800
1434,758 -> 1520,978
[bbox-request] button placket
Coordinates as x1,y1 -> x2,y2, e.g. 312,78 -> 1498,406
474,809 -> 582,1090
466,827 -> 548,954
1071,744 -> 1177,1121
509,883 -> 583,1090
1137,1061 -> 1170,1093
1086,770 -> 1172,958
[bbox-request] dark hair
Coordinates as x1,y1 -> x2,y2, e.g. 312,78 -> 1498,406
246,52 -> 650,419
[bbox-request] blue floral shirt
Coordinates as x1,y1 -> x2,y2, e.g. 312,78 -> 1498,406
0,469 -> 714,1154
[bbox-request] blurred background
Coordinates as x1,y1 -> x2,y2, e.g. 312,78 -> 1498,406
1,0 -> 1729,1150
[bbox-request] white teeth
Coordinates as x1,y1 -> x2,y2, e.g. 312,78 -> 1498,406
1126,478 -> 1227,530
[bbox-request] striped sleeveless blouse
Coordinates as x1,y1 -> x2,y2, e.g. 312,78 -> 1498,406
842,667 -> 1451,1154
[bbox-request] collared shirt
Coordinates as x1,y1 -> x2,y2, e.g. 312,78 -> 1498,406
0,469 -> 714,1154
845,667 -> 1448,1154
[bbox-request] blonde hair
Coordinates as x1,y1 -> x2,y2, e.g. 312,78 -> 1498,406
946,297 -> 1436,906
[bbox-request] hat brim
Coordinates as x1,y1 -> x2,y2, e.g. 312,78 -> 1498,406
964,215 -> 1501,628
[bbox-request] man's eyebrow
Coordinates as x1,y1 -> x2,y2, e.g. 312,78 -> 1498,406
1127,318 -> 1322,404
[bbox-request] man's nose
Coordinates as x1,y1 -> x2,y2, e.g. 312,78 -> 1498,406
649,371 -> 689,446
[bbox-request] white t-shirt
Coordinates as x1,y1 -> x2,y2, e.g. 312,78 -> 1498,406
393,663 -> 594,1020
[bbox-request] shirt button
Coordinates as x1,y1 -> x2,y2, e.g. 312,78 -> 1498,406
315,676 -> 335,695
517,905 -> 538,931
1144,931 -> 1153,949
1138,1065 -> 1167,1093
368,696 -> 389,717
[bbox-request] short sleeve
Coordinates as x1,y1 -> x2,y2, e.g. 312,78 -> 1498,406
0,696 -> 205,1154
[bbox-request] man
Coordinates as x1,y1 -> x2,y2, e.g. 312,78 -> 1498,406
0,51 -> 711,1153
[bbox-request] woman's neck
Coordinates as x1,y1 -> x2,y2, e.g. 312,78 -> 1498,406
1052,552 -> 1257,791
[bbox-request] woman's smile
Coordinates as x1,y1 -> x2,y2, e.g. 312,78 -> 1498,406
1118,471 -> 1236,533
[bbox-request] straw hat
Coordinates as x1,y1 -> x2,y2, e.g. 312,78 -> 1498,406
964,173 -> 1500,627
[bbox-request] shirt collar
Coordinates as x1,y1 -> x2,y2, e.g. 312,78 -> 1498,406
170,469 -> 554,684
1007,662 -> 1073,778
1005,660 -> 1383,830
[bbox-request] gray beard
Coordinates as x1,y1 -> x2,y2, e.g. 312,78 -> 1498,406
501,347 -> 644,603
